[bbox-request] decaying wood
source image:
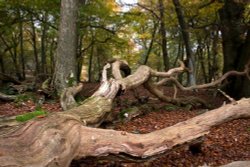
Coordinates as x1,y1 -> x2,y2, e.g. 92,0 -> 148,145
0,73 -> 21,85
0,60 -> 249,167
219,161 -> 250,167
0,92 -> 17,101
60,83 -> 83,110
0,98 -> 249,167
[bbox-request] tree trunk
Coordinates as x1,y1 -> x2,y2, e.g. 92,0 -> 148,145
52,0 -> 79,94
211,25 -> 219,81
219,0 -> 250,98
0,54 -> 5,74
197,42 -> 207,83
18,9 -> 25,80
88,44 -> 94,82
49,39 -> 56,75
0,60 -> 249,166
11,35 -> 22,80
140,21 -> 157,65
41,12 -> 48,75
0,35 -> 20,80
30,15 -> 40,75
158,0 -> 169,71
0,97 -> 249,166
172,0 -> 196,86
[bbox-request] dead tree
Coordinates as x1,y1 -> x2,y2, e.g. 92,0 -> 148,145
0,60 -> 249,167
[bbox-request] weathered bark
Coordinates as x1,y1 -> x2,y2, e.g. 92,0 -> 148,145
220,161 -> 250,167
52,0 -> 79,94
0,98 -> 249,166
0,61 -> 249,166
60,83 -> 83,110
0,92 -> 16,101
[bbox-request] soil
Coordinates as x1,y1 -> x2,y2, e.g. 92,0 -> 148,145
0,83 -> 249,167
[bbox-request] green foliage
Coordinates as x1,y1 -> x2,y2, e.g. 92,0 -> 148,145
66,77 -> 76,87
119,107 -> 138,119
14,94 -> 31,103
15,109 -> 47,122
75,95 -> 87,105
162,104 -> 180,111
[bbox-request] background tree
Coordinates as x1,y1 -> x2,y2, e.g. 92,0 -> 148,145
219,0 -> 250,98
52,0 -> 80,94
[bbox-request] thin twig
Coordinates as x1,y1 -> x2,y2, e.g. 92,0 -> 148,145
217,89 -> 237,105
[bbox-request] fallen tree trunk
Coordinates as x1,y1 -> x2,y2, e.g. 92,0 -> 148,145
0,61 -> 249,167
0,92 -> 17,101
0,98 -> 249,166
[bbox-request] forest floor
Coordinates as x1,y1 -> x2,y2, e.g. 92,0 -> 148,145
0,83 -> 249,167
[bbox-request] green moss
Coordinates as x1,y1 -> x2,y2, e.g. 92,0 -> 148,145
16,109 -> 48,122
163,105 -> 179,111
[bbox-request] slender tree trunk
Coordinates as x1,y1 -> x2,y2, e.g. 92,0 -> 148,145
197,42 -> 207,83
18,10 -> 25,80
206,40 -> 212,82
96,49 -> 101,82
30,16 -> 40,74
211,26 -> 219,80
11,35 -> 22,80
88,44 -> 94,82
140,22 -> 157,65
0,53 -> 5,74
158,0 -> 169,71
76,34 -> 84,81
52,0 -> 80,94
173,36 -> 183,67
49,39 -> 56,75
172,0 -> 196,86
41,12 -> 48,75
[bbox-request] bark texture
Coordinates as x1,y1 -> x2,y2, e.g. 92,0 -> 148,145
0,61 -> 249,166
0,98 -> 249,167
52,0 -> 79,94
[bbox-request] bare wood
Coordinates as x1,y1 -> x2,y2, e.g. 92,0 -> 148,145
0,60 -> 249,167
60,83 -> 83,110
144,80 -> 207,107
217,89 -> 237,104
0,98 -> 249,166
157,70 -> 248,90
219,161 -> 250,167
0,92 -> 17,101
150,60 -> 186,77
